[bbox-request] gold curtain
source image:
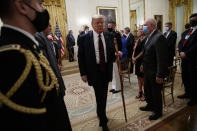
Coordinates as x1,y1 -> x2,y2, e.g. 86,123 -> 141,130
43,0 -> 68,59
169,0 -> 193,31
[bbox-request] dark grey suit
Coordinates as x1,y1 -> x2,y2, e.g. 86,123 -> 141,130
143,30 -> 168,114
35,32 -> 72,130
164,30 -> 177,66
35,32 -> 66,96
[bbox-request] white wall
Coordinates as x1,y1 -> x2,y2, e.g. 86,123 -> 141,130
65,0 -> 130,59
65,0 -> 130,38
194,0 -> 197,13
145,0 -> 169,33
0,19 -> 2,31
130,0 -> 144,26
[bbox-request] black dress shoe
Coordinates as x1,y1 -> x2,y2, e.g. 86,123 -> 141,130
187,100 -> 197,106
149,113 -> 162,120
99,118 -> 108,126
139,106 -> 153,111
102,125 -> 109,131
177,94 -> 190,99
109,89 -> 115,92
112,90 -> 121,94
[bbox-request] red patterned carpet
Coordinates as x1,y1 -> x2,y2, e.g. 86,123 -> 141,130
63,72 -> 187,131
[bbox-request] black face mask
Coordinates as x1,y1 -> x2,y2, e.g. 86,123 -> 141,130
108,28 -> 113,32
25,3 -> 49,32
189,20 -> 197,27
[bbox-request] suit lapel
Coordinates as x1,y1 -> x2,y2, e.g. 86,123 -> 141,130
89,31 -> 97,63
167,31 -> 173,40
188,29 -> 197,41
145,30 -> 158,48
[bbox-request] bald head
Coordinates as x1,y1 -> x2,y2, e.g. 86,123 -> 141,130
143,18 -> 157,34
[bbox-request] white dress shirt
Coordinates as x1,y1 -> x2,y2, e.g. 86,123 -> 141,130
2,24 -> 39,46
93,30 -> 107,64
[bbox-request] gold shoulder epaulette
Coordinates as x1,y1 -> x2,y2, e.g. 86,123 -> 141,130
0,44 -> 21,52
0,44 -> 59,114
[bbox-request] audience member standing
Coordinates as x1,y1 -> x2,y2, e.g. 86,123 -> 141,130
132,25 -> 146,101
120,31 -> 127,60
0,0 -> 72,130
164,22 -> 177,66
77,30 -> 82,46
78,15 -> 116,131
35,22 -> 72,130
107,21 -> 123,94
125,27 -> 135,73
178,13 -> 197,106
66,30 -> 75,62
139,18 -> 168,120
81,25 -> 89,35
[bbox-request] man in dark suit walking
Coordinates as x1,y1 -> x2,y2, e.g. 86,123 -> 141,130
139,18 -> 168,120
0,0 -> 72,130
78,15 -> 116,131
178,13 -> 197,106
66,30 -> 75,62
164,22 -> 177,66
125,27 -> 135,73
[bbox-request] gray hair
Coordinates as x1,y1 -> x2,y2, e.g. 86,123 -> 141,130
145,18 -> 157,28
91,15 -> 105,23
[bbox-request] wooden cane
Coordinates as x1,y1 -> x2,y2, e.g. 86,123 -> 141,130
114,38 -> 128,122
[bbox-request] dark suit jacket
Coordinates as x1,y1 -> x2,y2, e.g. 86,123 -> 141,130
178,29 -> 197,64
143,30 -> 168,78
0,27 -> 69,130
78,31 -> 116,86
164,30 -> 177,57
126,32 -> 135,58
35,32 -> 66,96
66,34 -> 75,48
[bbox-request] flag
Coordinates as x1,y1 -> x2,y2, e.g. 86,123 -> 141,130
55,23 -> 65,56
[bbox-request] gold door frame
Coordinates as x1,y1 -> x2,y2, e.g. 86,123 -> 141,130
130,10 -> 137,36
128,0 -> 145,29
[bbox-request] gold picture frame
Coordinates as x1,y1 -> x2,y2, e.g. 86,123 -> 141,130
154,15 -> 163,32
97,6 -> 118,29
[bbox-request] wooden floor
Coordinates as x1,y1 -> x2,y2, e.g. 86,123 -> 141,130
147,105 -> 197,131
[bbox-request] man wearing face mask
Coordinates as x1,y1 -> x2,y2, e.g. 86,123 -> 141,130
107,21 -> 123,94
164,22 -> 177,67
178,13 -> 197,106
0,0 -> 72,130
139,18 -> 168,120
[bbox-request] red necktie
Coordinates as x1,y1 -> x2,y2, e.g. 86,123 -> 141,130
182,29 -> 193,47
98,34 -> 105,72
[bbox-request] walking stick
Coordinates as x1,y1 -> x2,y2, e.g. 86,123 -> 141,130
114,38 -> 127,122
